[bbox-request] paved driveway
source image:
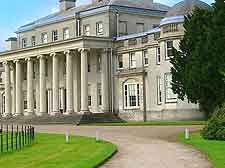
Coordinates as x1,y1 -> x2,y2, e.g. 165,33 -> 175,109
34,125 -> 213,168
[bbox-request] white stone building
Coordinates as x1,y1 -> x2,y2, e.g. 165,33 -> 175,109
0,0 -> 210,121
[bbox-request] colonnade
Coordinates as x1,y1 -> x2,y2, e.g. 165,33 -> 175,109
2,48 -> 110,117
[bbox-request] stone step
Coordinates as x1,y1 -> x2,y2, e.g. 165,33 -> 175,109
0,113 -> 123,125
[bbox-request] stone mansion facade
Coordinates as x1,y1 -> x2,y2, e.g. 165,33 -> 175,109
0,0 -> 210,121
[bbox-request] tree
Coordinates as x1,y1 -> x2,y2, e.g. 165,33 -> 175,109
170,0 -> 225,117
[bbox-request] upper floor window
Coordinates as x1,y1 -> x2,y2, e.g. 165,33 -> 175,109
31,36 -> 36,46
118,55 -> 123,69
153,24 -> 160,29
156,47 -> 161,65
41,33 -> 48,44
119,21 -> 128,36
84,24 -> 90,36
52,30 -> 58,42
143,50 -> 148,66
124,81 -> 140,109
136,23 -> 144,33
165,73 -> 177,103
63,28 -> 70,40
96,22 -> 104,36
129,52 -> 136,68
22,38 -> 27,48
166,41 -> 173,60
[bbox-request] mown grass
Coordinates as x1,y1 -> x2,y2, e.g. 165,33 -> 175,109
178,133 -> 225,168
84,121 -> 206,126
0,133 -> 117,168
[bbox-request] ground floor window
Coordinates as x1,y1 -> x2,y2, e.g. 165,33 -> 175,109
157,76 -> 162,105
165,73 -> 177,103
97,83 -> 102,106
124,81 -> 140,109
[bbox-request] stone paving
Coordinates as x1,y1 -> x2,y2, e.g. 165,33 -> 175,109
34,125 -> 213,168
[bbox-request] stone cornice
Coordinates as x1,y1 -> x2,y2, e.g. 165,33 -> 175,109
0,36 -> 113,62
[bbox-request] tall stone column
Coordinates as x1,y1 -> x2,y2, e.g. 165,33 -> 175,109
47,89 -> 53,114
35,61 -> 40,115
11,64 -> 16,115
26,58 -> 34,116
65,50 -> 73,114
15,60 -> 23,116
101,49 -> 110,113
79,48 -> 89,113
3,61 -> 11,117
51,53 -> 60,115
38,55 -> 47,116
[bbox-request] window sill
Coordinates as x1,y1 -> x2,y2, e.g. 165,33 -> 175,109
124,107 -> 140,110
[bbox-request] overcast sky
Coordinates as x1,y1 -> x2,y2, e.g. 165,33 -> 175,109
0,0 -> 214,51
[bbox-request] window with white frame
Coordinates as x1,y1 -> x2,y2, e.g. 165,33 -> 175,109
165,73 -> 177,103
136,23 -> 144,33
119,21 -> 128,36
52,30 -> 58,42
124,81 -> 140,109
156,47 -> 161,64
88,84 -> 91,106
96,22 -> 104,36
118,55 -> 123,69
157,76 -> 162,105
22,38 -> 27,48
165,41 -> 173,60
97,83 -> 102,106
97,55 -> 102,72
31,36 -> 36,46
63,28 -> 70,40
130,52 -> 136,68
41,33 -> 48,44
84,24 -> 90,36
24,91 -> 27,110
143,50 -> 148,66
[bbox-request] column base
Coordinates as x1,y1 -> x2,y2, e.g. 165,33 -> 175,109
37,112 -> 49,117
64,110 -> 74,115
79,110 -> 91,115
50,111 -> 62,116
14,113 -> 23,117
3,113 -> 12,118
24,112 -> 35,117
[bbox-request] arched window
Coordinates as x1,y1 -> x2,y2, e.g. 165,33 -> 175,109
123,79 -> 140,109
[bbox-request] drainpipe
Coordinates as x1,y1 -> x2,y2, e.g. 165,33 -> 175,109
110,48 -> 114,115
116,12 -> 119,38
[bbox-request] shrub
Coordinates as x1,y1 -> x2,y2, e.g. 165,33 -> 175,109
201,104 -> 225,140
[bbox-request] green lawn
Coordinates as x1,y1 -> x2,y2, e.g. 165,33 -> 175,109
0,133 -> 117,168
84,121 -> 206,126
178,133 -> 225,168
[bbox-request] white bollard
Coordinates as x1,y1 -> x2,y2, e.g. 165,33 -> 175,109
185,128 -> 190,140
96,131 -> 100,142
65,132 -> 69,143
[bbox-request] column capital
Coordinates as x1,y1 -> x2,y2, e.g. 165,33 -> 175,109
50,53 -> 57,57
3,60 -> 9,65
25,57 -> 33,62
78,48 -> 90,53
101,48 -> 111,54
37,55 -> 46,59
13,59 -> 22,64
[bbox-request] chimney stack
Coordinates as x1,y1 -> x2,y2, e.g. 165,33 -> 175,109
5,37 -> 17,51
60,0 -> 76,11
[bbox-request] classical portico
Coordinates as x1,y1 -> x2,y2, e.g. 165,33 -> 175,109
0,37 -> 112,117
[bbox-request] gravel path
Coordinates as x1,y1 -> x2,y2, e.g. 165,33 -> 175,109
34,125 -> 213,168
